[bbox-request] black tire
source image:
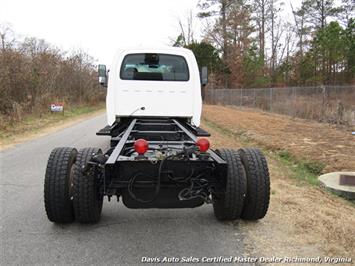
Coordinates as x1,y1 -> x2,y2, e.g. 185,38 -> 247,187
44,147 -> 77,223
213,149 -> 247,221
238,148 -> 270,220
73,148 -> 103,223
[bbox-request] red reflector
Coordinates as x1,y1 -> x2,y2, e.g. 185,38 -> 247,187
197,138 -> 210,152
134,139 -> 149,155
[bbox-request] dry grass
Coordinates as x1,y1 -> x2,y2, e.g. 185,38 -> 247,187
205,87 -> 355,126
203,105 -> 355,173
0,105 -> 105,150
240,157 -> 355,260
201,116 -> 355,260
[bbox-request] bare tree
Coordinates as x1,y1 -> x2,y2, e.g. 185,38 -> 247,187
269,0 -> 284,79
0,23 -> 15,50
339,0 -> 355,27
253,0 -> 271,65
291,1 -> 310,58
198,0 -> 235,59
303,0 -> 342,30
0,28 -> 103,126
178,10 -> 196,46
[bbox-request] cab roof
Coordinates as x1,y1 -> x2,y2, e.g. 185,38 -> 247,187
115,46 -> 193,56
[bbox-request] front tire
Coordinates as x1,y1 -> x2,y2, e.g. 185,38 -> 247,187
213,149 -> 247,221
238,148 -> 270,220
44,147 -> 77,223
73,148 -> 103,223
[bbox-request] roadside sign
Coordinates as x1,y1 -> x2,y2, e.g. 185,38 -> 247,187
50,103 -> 64,113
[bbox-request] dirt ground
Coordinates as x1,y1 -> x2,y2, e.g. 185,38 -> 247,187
203,105 -> 355,173
201,106 -> 355,263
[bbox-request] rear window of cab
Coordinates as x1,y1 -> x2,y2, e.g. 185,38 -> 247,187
120,53 -> 189,81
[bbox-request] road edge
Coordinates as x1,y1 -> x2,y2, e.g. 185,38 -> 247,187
0,109 -> 105,151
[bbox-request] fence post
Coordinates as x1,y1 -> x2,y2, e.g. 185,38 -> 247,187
253,88 -> 256,107
270,88 -> 273,112
335,85 -> 338,101
240,88 -> 243,106
321,85 -> 326,122
337,100 -> 344,127
292,87 -> 296,118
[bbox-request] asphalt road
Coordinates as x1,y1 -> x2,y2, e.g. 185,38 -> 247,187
0,114 -> 250,266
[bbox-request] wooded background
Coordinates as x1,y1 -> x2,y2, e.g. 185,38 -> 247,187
174,0 -> 355,88
0,26 -> 104,129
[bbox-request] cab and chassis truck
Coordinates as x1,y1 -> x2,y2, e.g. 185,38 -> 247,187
44,47 -> 270,223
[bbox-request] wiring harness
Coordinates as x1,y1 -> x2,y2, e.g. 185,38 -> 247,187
127,145 -> 214,204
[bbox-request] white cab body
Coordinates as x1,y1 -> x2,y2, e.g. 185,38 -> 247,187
106,47 -> 202,126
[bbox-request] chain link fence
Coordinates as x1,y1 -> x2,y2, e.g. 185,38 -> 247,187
205,86 -> 355,126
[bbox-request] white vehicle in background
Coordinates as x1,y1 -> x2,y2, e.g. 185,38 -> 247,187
44,47 -> 270,224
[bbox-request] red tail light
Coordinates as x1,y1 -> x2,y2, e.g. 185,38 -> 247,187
196,138 -> 210,152
134,139 -> 149,155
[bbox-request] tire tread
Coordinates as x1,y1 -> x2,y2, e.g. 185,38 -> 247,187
213,149 -> 247,220
239,148 -> 270,220
44,147 -> 77,223
73,148 -> 103,223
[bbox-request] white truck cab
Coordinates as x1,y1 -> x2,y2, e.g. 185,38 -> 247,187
98,47 -> 207,127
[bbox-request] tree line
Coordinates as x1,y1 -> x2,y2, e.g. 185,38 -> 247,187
0,25 -> 103,126
174,0 -> 355,88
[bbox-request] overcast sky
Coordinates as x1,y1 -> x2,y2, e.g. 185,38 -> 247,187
0,0 -> 301,65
